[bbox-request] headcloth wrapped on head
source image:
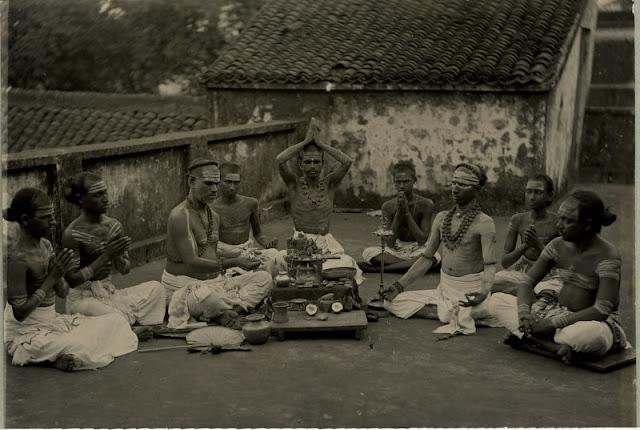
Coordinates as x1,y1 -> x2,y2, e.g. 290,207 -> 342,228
453,163 -> 486,187
188,159 -> 220,180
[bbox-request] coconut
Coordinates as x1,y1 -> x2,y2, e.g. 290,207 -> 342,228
305,303 -> 319,316
331,302 -> 344,313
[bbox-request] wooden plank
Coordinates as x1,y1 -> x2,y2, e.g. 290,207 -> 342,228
270,311 -> 368,333
512,342 -> 636,373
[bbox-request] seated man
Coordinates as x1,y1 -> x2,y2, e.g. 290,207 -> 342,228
212,162 -> 286,276
162,159 -> 272,329
489,190 -> 631,364
361,160 -> 440,273
62,172 -> 166,340
5,188 -> 137,371
276,118 -> 364,285
381,163 -> 501,335
492,174 -> 558,295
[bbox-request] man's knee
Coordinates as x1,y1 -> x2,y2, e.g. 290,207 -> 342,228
140,281 -> 165,301
253,270 -> 273,288
486,293 -> 518,332
554,321 -> 613,355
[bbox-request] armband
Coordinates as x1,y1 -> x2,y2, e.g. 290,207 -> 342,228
593,299 -> 615,315
518,304 -> 531,314
551,315 -> 571,329
32,289 -> 46,303
483,261 -> 497,266
518,304 -> 531,319
522,274 -> 535,289
79,267 -> 95,282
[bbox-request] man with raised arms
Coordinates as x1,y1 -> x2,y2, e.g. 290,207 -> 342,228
276,118 -> 364,285
381,163 -> 501,335
213,162 -> 286,276
162,159 -> 272,329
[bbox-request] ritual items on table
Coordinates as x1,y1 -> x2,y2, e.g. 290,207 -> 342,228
268,233 -> 358,313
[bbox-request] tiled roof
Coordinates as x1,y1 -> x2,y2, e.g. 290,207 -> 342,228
204,0 -> 584,89
8,96 -> 209,153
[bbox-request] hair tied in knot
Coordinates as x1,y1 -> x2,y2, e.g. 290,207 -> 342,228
601,205 -> 617,226
2,207 -> 12,222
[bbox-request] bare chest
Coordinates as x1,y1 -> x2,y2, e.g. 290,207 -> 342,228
188,208 -> 219,249
215,204 -> 252,229
72,222 -> 118,256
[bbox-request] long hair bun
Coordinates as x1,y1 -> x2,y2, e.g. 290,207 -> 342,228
601,207 -> 617,226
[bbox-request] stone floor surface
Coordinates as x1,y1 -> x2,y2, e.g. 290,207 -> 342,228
4,183 -> 636,427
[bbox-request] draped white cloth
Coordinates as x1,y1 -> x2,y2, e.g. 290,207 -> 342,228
385,271 -> 501,335
162,270 -> 272,329
4,304 -> 137,370
67,277 -> 165,326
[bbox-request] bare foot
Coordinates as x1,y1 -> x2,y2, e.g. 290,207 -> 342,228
54,354 -> 83,372
413,304 -> 439,320
133,326 -> 154,342
213,310 -> 242,330
557,344 -> 574,365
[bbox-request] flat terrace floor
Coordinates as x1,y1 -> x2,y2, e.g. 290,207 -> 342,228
4,183 -> 636,427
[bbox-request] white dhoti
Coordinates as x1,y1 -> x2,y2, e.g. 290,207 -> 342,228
66,277 -> 166,326
217,238 -> 287,276
488,281 -> 630,356
4,304 -> 137,370
362,240 -> 441,265
492,255 -> 557,295
162,270 -> 273,329
282,231 -> 365,285
384,272 -> 501,335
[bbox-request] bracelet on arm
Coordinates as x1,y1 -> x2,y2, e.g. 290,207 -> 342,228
518,303 -> 531,319
79,267 -> 95,282
393,280 -> 405,293
31,289 -> 46,303
550,315 -> 571,329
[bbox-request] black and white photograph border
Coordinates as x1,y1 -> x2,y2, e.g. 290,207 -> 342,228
0,0 -> 637,428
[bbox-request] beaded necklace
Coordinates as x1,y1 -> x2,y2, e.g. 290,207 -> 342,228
441,201 -> 481,250
187,198 -> 215,256
299,176 -> 327,207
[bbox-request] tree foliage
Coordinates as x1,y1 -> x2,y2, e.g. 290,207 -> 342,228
9,0 -> 265,95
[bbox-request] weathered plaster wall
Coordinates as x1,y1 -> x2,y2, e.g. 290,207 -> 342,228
207,132 -> 293,203
4,121 -> 303,266
544,24 -> 582,193
213,89 -> 548,214
5,167 -> 52,202
83,147 -> 188,245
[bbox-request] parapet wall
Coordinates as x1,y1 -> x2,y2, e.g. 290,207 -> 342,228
4,120 -> 305,266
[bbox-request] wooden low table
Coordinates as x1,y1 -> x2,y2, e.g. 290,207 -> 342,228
270,310 -> 368,341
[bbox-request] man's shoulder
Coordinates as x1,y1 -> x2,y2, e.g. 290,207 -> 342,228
475,212 -> 496,232
433,210 -> 449,223
414,195 -> 435,209
477,212 -> 494,223
168,201 -> 188,220
102,215 -> 122,228
597,237 -> 621,260
381,198 -> 397,210
509,212 -> 527,224
240,195 -> 259,208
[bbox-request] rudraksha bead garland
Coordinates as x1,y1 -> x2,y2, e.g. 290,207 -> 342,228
441,201 -> 481,250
